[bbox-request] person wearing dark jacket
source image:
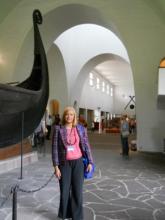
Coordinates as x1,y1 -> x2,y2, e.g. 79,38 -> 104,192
120,115 -> 130,156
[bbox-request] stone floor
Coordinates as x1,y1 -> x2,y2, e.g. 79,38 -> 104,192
1,132 -> 165,220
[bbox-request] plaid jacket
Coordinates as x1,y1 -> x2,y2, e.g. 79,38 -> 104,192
52,124 -> 93,166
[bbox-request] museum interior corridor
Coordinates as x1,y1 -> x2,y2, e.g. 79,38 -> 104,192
0,132 -> 165,220
0,1 -> 165,220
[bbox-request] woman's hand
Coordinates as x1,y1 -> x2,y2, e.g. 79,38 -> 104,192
86,163 -> 93,173
54,166 -> 61,179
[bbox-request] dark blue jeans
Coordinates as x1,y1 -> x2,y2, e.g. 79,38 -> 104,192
58,157 -> 84,220
121,136 -> 129,156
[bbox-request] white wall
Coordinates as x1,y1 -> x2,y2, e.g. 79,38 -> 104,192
1,1 -> 165,152
114,85 -> 135,116
54,24 -> 130,101
158,68 -> 165,95
47,45 -> 68,115
79,71 -> 114,112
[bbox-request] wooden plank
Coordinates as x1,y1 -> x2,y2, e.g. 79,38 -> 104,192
0,139 -> 32,160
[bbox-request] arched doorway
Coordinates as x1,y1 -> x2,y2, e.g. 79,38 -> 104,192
49,99 -> 59,116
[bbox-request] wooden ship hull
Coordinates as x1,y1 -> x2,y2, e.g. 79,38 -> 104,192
0,10 -> 49,148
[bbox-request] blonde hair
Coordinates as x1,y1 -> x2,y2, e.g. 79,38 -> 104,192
62,106 -> 77,126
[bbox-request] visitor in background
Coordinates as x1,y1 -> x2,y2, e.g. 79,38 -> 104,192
46,114 -> 52,140
91,120 -> 95,132
54,113 -> 61,126
120,115 -> 130,157
34,118 -> 46,147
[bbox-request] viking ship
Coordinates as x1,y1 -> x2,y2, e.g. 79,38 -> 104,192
0,9 -> 49,148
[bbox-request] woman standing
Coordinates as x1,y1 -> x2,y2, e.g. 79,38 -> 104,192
52,106 -> 93,220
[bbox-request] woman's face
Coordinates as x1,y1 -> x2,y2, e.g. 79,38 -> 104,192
65,110 -> 75,124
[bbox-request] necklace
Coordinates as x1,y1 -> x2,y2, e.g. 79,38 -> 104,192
66,127 -> 77,145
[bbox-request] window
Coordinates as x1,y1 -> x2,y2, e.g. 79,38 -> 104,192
106,85 -> 110,94
110,87 -> 113,97
89,72 -> 94,86
102,81 -> 105,92
96,78 -> 100,89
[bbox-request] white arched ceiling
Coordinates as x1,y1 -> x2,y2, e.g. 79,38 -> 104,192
71,53 -> 135,117
0,4 -> 110,83
94,59 -> 135,116
95,59 -> 134,96
54,24 -> 132,101
11,3 -> 130,114
72,54 -> 128,104
0,1 -> 165,152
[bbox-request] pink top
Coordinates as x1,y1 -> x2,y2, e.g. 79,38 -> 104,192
66,127 -> 82,160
